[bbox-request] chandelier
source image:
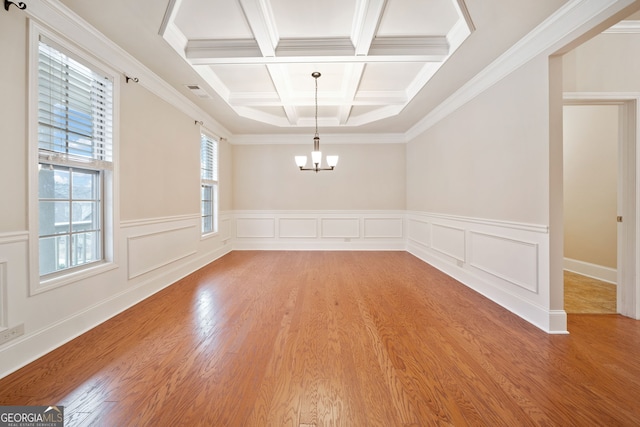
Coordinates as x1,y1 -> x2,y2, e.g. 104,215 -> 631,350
295,72 -> 339,172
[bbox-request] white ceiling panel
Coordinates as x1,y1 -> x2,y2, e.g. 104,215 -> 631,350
210,64 -> 276,93
166,0 -> 473,128
270,0 -> 357,38
378,0 -> 459,36
358,63 -> 425,91
174,0 -> 254,39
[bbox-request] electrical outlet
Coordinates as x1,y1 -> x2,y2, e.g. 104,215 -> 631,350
0,324 -> 24,346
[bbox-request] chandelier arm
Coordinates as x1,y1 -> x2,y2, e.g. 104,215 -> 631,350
298,166 -> 335,172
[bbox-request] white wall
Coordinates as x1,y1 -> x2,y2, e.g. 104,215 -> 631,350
2,0 -> 637,379
0,9 -> 28,233
407,57 -> 550,225
403,0 -> 640,332
0,4 -> 232,378
563,105 -> 618,275
564,31 -> 640,92
406,56 -> 558,332
562,22 -> 640,315
232,142 -> 406,210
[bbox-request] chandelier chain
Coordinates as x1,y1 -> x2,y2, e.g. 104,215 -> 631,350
314,74 -> 318,137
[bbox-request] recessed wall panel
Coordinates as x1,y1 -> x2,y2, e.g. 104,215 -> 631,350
236,218 -> 275,238
364,218 -> 403,238
279,218 -> 317,238
431,224 -> 465,262
470,231 -> 539,293
128,225 -> 198,279
321,218 -> 359,238
408,219 -> 430,247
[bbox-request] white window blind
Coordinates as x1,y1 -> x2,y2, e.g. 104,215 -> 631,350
200,133 -> 218,234
37,36 -> 114,278
38,38 -> 113,167
201,134 -> 218,181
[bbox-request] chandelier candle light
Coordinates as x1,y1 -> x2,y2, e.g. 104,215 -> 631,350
295,72 -> 339,172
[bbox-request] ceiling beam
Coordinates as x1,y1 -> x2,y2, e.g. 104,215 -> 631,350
228,91 -> 407,107
186,39 -> 262,59
276,38 -> 355,57
338,63 -> 365,125
186,36 -> 448,62
186,54 -> 446,65
267,64 -> 299,125
369,36 -> 449,56
238,0 -> 279,57
351,0 -> 387,56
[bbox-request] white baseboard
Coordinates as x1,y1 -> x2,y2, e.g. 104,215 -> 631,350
405,211 -> 567,334
0,244 -> 231,380
408,242 -> 567,334
564,258 -> 617,285
1,209 -> 572,380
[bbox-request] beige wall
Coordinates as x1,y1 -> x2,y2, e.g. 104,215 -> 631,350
406,56 -> 550,225
232,142 -> 405,210
563,32 -> 640,92
219,138 -> 233,212
0,9 -> 234,379
0,9 -> 212,228
562,30 -> 640,270
563,105 -> 618,268
0,11 -> 28,232
120,83 -> 200,221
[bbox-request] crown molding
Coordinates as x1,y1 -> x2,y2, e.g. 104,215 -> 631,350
603,19 -> 640,33
25,0 -> 637,147
26,0 -> 232,140
405,0 -> 637,142
229,133 -> 408,145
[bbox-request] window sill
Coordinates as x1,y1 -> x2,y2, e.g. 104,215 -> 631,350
33,261 -> 119,296
200,231 -> 219,241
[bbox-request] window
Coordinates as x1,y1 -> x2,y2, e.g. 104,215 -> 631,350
200,133 -> 218,235
35,35 -> 114,280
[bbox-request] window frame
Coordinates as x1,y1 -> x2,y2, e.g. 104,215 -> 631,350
38,164 -> 103,276
28,21 -> 119,295
200,132 -> 219,237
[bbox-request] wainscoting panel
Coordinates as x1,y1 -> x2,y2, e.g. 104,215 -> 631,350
230,211 -> 406,250
406,211 -> 562,333
364,218 -> 404,239
431,224 -> 466,262
407,219 -> 430,248
0,233 -> 29,331
128,224 -> 198,279
469,231 -> 539,293
0,216 -> 232,380
220,217 -> 232,241
321,218 -> 360,239
0,260 -> 6,328
236,218 -> 276,239
279,218 -> 318,238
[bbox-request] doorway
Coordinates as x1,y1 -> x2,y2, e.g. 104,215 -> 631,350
562,104 -> 619,313
562,96 -> 638,318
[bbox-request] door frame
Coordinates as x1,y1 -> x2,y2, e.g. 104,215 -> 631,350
563,93 -> 639,318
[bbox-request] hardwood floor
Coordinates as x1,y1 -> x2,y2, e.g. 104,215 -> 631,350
1,251 -> 639,426
564,270 -> 617,314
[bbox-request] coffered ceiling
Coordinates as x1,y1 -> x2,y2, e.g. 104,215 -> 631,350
161,0 -> 473,129
58,0 -> 575,137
